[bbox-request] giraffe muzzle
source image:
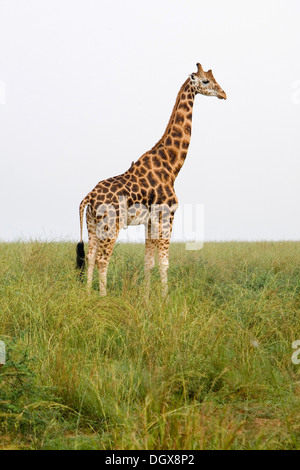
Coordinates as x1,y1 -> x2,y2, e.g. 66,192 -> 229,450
218,90 -> 227,100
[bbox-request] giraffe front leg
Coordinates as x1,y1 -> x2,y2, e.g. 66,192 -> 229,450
157,239 -> 170,298
96,258 -> 109,296
144,238 -> 156,297
144,221 -> 156,298
157,213 -> 174,298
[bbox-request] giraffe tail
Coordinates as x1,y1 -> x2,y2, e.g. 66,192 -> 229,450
76,196 -> 89,277
76,241 -> 85,277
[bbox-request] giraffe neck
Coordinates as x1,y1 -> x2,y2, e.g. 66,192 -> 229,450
152,78 -> 196,178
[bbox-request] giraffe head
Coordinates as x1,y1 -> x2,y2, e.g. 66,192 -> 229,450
189,63 -> 227,100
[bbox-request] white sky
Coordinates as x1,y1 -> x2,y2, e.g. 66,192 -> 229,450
0,0 -> 299,242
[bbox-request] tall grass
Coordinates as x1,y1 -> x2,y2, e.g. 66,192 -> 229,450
0,241 -> 299,449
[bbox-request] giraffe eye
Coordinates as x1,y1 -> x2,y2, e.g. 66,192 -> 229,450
202,80 -> 209,84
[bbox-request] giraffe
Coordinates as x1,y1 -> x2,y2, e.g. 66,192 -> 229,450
76,63 -> 226,296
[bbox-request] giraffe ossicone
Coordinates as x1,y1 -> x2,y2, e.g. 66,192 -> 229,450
76,63 -> 226,296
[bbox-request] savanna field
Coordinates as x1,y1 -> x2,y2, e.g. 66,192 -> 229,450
0,241 -> 299,450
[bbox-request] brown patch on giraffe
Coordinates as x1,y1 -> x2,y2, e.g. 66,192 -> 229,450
156,183 -> 166,202
165,185 -> 174,198
162,161 -> 172,172
153,156 -> 161,167
165,136 -> 172,146
148,188 -> 155,205
143,156 -> 151,169
158,148 -> 168,160
171,127 -> 182,139
168,197 -> 178,209
174,140 -> 180,148
140,177 -> 149,188
160,169 -> 171,182
179,103 -> 189,112
175,113 -> 184,124
97,192 -> 105,199
184,124 -> 191,135
174,165 -> 181,177
141,188 -> 147,198
133,169 -> 141,177
167,148 -> 178,164
147,171 -> 158,187
117,188 -> 129,197
180,151 -> 187,160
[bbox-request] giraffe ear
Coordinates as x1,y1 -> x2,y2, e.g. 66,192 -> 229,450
189,73 -> 196,82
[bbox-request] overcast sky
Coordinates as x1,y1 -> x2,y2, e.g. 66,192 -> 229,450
0,0 -> 299,242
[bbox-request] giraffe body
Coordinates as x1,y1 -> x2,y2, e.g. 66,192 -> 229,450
77,63 -> 226,296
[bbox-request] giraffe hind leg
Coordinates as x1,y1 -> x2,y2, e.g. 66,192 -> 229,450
87,239 -> 99,294
157,216 -> 174,297
96,235 -> 119,296
86,208 -> 100,294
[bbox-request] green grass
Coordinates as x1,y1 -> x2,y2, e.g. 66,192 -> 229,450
0,241 -> 300,449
